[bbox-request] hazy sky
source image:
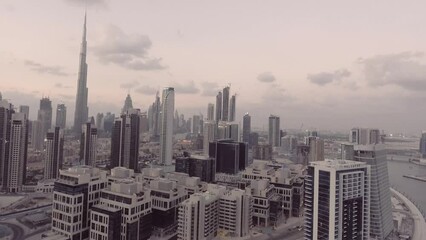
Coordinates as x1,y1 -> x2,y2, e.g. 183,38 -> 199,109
2,0 -> 426,134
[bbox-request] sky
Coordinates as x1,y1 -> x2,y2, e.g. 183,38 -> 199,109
2,0 -> 426,134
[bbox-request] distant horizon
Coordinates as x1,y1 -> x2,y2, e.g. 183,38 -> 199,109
2,0 -> 426,134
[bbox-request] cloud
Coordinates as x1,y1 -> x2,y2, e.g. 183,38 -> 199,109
24,60 -> 70,76
54,83 -> 72,89
135,85 -> 158,95
359,52 -> 426,91
93,25 -> 166,71
257,72 -> 276,83
172,81 -> 200,94
63,0 -> 108,9
200,82 -> 221,96
120,80 -> 139,89
308,69 -> 351,86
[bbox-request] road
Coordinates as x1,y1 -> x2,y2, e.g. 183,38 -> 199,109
0,205 -> 51,220
266,228 -> 304,240
0,222 -> 24,240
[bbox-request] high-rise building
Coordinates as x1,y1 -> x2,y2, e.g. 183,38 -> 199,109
2,112 -> 28,192
30,120 -> 44,151
207,103 -> 214,121
268,115 -> 280,147
281,135 -> 298,154
175,154 -> 216,183
140,112 -> 149,134
73,13 -> 89,135
345,127 -> 393,240
242,113 -> 251,144
80,122 -> 97,167
419,131 -> 426,158
92,175 -> 152,240
55,104 -> 67,129
253,144 -> 272,160
149,92 -> 161,137
215,92 -> 222,121
216,121 -> 239,141
192,115 -> 201,134
306,136 -> 324,162
51,166 -> 107,240
103,112 -> 115,133
110,109 -> 140,172
178,191 -> 221,240
209,139 -> 248,174
0,100 -> 14,190
95,113 -> 104,131
203,120 -> 216,156
19,105 -> 30,119
350,128 -> 381,145
44,127 -> 64,179
38,97 -> 52,137
121,94 -> 134,115
305,160 -> 371,240
222,86 -> 230,121
249,132 -> 259,147
229,94 -> 236,122
159,87 -> 174,166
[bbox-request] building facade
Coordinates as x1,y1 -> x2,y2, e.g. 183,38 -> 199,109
44,127 -> 64,179
159,87 -> 174,166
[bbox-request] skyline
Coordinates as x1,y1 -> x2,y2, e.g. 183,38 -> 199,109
2,1 -> 426,134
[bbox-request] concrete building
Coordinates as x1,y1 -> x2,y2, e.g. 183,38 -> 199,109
350,128 -> 381,145
149,178 -> 187,239
203,120 -> 216,156
89,205 -> 121,240
38,97 -> 53,138
222,86 -> 230,122
80,122 -> 97,167
253,144 -> 273,160
304,160 -> 371,240
55,104 -> 67,129
218,189 -> 253,237
245,179 -> 278,227
110,109 -> 140,172
178,191 -> 220,240
306,136 -> 324,162
160,87 -> 174,166
281,135 -> 298,154
242,113 -> 251,144
93,179 -> 152,240
175,154 -> 216,183
1,109 -> 29,192
44,127 -> 64,179
207,103 -> 214,121
229,94 -> 236,122
215,92 -> 222,122
268,115 -> 280,147
19,105 -> 30,119
51,166 -> 107,240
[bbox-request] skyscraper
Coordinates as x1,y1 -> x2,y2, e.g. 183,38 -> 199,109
207,103 -> 214,121
110,109 -> 140,171
19,105 -> 30,119
306,136 -> 325,162
121,94 -> 133,114
150,92 -> 161,137
268,115 -> 280,147
55,104 -> 66,129
347,128 -> 393,240
203,120 -> 216,156
38,97 -> 52,137
229,94 -> 236,122
44,127 -> 64,179
222,86 -> 230,121
215,92 -> 222,121
242,113 -> 251,144
95,112 -> 104,131
0,100 -> 14,191
30,120 -> 43,150
80,122 -> 97,167
73,13 -> 89,135
305,160 -> 371,240
2,112 -> 28,192
159,87 -> 174,166
191,115 -> 201,134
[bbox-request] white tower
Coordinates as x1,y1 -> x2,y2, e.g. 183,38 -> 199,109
160,87 -> 175,165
